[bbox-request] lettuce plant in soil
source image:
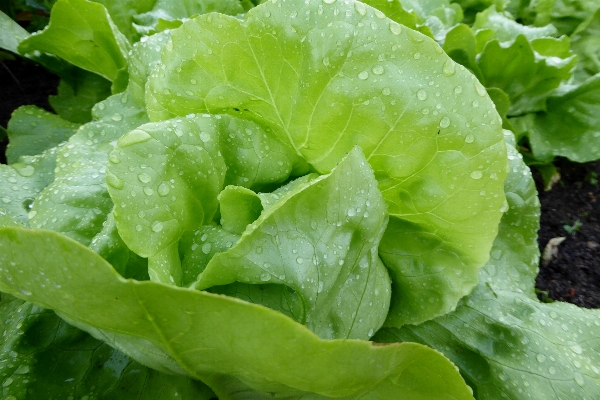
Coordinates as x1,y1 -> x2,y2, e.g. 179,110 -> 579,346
0,0 -> 599,399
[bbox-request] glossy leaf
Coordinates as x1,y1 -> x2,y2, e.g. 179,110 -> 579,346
147,0 -> 507,326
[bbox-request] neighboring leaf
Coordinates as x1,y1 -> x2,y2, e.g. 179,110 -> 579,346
91,0 -> 156,42
49,70 -> 112,124
477,34 -> 576,115
147,0 -> 507,326
551,0 -> 600,35
0,294 -> 216,399
505,0 -> 555,26
0,147 -> 58,225
18,0 -> 131,90
0,227 -> 474,399
570,8 -> 600,82
510,74 -> 600,163
30,92 -> 148,245
0,10 -> 29,54
6,105 -> 79,163
132,0 -> 244,34
443,23 -> 483,81
196,148 -> 391,340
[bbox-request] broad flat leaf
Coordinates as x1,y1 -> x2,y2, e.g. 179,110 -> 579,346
0,147 -> 58,225
49,70 -> 112,124
0,227 -> 474,399
510,74 -> 600,163
196,148 -> 391,340
376,134 -> 600,399
30,92 -> 148,246
0,295 -> 215,399
570,8 -> 600,83
18,0 -> 131,90
6,106 -> 79,164
477,34 -> 576,115
147,0 -> 507,326
443,23 -> 483,81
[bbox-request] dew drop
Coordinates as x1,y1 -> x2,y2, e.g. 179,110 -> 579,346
358,71 -> 369,80
574,373 -> 584,386
536,354 -> 546,363
381,87 -> 391,96
143,187 -> 154,196
118,129 -> 152,148
442,59 -> 456,76
152,222 -> 163,232
138,173 -> 152,183
108,153 -> 121,164
323,0 -> 336,3
106,172 -> 124,190
18,287 -> 31,296
465,134 -> 474,143
202,243 -> 212,254
454,85 -> 463,94
14,164 -> 35,177
471,171 -> 483,180
439,116 -> 450,128
111,113 -> 123,121
158,183 -> 170,196
260,273 -> 272,282
136,224 -> 143,232
390,23 -> 402,35
354,1 -> 367,15
417,90 -> 427,100
322,57 -> 330,67
474,81 -> 487,97
372,65 -> 384,75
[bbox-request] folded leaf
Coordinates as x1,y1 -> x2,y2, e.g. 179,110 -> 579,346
196,147 -> 391,340
18,0 -> 131,91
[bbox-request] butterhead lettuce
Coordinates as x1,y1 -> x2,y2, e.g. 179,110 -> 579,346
0,0 -> 599,399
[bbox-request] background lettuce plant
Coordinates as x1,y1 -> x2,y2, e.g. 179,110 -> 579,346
0,0 -> 599,399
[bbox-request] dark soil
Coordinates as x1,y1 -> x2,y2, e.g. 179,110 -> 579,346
534,160 -> 600,308
0,58 -> 598,309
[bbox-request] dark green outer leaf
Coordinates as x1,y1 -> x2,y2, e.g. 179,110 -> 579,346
0,295 -> 216,399
6,106 -> 79,164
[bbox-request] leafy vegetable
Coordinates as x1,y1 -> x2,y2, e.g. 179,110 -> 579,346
0,0 -> 599,398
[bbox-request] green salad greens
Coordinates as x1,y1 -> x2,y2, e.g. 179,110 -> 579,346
0,0 -> 599,398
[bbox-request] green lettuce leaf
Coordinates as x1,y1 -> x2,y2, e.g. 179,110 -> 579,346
0,227 -> 474,399
6,106 -> 79,164
147,0 -> 507,326
0,294 -> 216,399
570,8 -> 600,82
0,10 -> 29,54
18,0 -> 131,92
49,70 -> 113,124
30,91 -> 148,245
0,148 -> 58,226
196,147 -> 391,340
375,132 -> 600,399
510,74 -> 600,163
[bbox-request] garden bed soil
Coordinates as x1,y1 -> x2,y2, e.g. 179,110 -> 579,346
1,57 -> 599,309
